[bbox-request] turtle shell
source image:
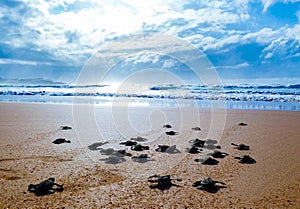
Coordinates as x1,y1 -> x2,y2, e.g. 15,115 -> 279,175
201,177 -> 215,186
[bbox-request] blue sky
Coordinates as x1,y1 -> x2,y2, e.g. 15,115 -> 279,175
0,0 -> 299,84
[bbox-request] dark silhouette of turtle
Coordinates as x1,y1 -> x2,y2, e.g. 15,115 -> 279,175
192,178 -> 226,193
195,156 -> 219,165
117,149 -> 132,156
155,145 -> 180,154
60,126 -> 72,130
133,154 -> 149,159
148,175 -> 182,190
132,154 -> 154,163
99,148 -> 116,155
238,122 -> 248,126
187,145 -> 202,154
204,139 -> 218,149
88,141 -> 108,150
130,136 -> 148,142
120,140 -> 137,146
163,124 -> 172,128
28,178 -> 63,196
235,155 -> 256,164
166,131 -> 177,135
99,156 -> 126,164
206,139 -> 218,144
211,150 -> 228,158
155,145 -> 169,152
189,139 -> 206,148
191,127 -> 201,131
52,138 -> 71,144
131,144 -> 150,151
231,143 -> 250,150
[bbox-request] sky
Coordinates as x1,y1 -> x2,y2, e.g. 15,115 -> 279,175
0,0 -> 299,85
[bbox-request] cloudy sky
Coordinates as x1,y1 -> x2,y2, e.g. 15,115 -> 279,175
0,0 -> 299,84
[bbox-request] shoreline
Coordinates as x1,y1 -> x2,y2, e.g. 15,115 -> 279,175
0,102 -> 299,208
0,99 -> 299,111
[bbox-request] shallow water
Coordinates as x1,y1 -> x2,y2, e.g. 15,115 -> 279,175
0,95 -> 299,111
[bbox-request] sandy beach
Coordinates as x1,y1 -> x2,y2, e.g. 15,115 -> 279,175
0,102 -> 299,208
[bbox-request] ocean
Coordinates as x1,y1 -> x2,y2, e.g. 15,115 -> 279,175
0,83 -> 299,111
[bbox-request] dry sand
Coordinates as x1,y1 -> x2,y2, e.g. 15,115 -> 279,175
0,102 -> 299,208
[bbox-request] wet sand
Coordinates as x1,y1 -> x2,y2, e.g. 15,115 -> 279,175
0,102 -> 299,208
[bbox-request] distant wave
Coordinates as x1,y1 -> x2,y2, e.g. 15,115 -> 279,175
0,84 -> 108,88
0,83 -> 299,103
150,84 -> 300,90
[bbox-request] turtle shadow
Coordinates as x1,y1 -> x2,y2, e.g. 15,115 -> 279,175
31,187 -> 64,196
149,183 -> 182,191
88,142 -> 108,150
198,185 -> 227,194
99,156 -> 126,164
132,158 -> 155,163
99,148 -> 117,155
203,144 -> 218,150
130,136 -> 148,142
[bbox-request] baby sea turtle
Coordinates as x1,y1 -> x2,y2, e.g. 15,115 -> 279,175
52,138 -> 71,144
148,175 -> 182,188
155,145 -> 180,154
191,127 -> 201,131
117,149 -> 132,156
131,144 -> 150,151
231,143 -> 250,150
163,124 -> 172,128
235,155 -> 256,164
195,156 -> 219,165
192,177 -> 225,191
238,122 -> 248,126
188,145 -> 202,154
133,154 -> 149,159
166,131 -> 177,135
28,178 -> 63,196
155,145 -> 170,152
120,140 -> 137,146
189,139 -> 206,148
211,150 -> 228,158
132,154 -> 153,163
60,126 -> 72,130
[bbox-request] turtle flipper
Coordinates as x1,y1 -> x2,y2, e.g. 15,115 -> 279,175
170,178 -> 182,182
148,174 -> 159,179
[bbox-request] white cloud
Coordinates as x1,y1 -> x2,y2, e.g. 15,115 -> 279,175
264,52 -> 273,59
215,62 -> 250,69
162,59 -> 177,68
0,58 -> 52,66
1,0 -> 252,65
1,0 -> 299,67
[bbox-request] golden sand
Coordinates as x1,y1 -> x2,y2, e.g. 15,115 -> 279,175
0,103 -> 299,208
